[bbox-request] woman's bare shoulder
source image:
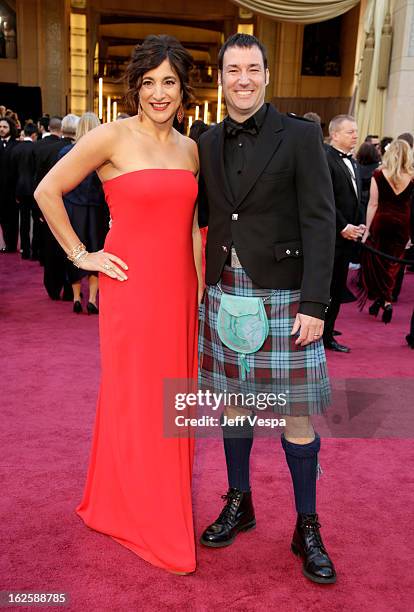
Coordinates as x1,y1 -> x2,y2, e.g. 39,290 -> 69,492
177,132 -> 198,170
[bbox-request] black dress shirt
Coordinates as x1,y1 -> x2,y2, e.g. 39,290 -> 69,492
223,104 -> 268,199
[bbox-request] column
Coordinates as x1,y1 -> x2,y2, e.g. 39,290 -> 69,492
384,0 -> 414,136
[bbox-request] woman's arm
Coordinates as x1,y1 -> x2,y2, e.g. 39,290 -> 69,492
34,123 -> 128,280
362,177 -> 379,243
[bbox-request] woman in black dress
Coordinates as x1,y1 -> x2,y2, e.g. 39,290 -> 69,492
58,113 -> 109,313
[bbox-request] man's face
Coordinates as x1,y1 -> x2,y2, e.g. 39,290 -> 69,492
0,120 -> 10,138
331,120 -> 358,152
219,44 -> 269,121
369,136 -> 381,153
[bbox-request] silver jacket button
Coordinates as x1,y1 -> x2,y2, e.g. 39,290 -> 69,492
232,213 -> 238,220
295,250 -> 300,255
222,245 -> 228,252
286,249 -> 291,254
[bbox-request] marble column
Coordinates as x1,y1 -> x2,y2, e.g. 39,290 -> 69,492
384,0 -> 414,136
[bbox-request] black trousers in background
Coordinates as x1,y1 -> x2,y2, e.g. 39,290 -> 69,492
41,221 -> 72,300
0,197 -> 19,252
323,253 -> 349,342
19,196 -> 41,257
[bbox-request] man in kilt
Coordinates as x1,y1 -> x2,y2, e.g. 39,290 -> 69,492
198,34 -> 337,584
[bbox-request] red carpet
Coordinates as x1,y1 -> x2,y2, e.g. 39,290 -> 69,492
1,254 -> 414,611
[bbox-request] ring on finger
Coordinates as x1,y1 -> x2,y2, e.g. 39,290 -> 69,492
103,262 -> 112,271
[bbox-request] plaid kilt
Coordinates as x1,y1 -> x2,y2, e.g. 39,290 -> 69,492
198,266 -> 331,416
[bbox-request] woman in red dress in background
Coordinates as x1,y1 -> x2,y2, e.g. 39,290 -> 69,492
361,139 -> 414,323
34,35 -> 203,574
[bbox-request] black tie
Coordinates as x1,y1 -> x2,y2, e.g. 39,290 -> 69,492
339,152 -> 353,161
224,115 -> 258,137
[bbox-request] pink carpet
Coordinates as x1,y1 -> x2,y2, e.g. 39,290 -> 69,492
1,254 -> 414,611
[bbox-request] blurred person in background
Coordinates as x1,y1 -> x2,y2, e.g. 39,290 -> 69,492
397,132 -> 413,149
0,116 -> 19,252
188,119 -> 209,143
380,136 -> 393,157
323,114 -> 365,352
356,142 -> 381,213
37,116 -> 50,139
33,114 -> 79,300
58,112 -> 109,314
10,122 -> 39,259
303,111 -> 321,125
393,132 -> 414,296
361,139 -> 414,323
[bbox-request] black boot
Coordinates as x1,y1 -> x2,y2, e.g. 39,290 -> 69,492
291,513 -> 336,584
200,488 -> 256,548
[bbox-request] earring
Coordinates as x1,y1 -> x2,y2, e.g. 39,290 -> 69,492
176,104 -> 184,124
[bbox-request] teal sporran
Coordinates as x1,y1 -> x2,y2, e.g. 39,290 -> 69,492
216,284 -> 277,380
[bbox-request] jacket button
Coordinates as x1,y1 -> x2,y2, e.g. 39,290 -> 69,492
295,250 -> 300,255
232,213 -> 238,220
222,245 -> 228,252
286,249 -> 291,254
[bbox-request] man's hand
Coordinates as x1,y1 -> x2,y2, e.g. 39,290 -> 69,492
291,313 -> 324,346
341,223 -> 366,241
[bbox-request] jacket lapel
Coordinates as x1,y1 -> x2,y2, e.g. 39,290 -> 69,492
234,105 -> 285,209
353,159 -> 362,203
331,148 -> 358,201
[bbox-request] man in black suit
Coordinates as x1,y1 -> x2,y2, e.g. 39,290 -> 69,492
0,117 -> 19,252
324,115 -> 365,353
33,114 -> 78,300
33,116 -> 62,187
10,123 -> 39,259
198,34 -> 337,584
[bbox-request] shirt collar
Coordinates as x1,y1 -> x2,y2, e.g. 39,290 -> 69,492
226,103 -> 268,133
332,145 -> 353,157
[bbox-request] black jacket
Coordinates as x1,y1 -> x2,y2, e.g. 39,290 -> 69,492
325,144 -> 363,256
198,105 -> 336,318
33,135 -> 72,187
0,138 -> 19,216
10,140 -> 36,198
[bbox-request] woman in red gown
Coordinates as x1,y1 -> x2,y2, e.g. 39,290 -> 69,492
34,36 -> 203,574
361,139 -> 414,323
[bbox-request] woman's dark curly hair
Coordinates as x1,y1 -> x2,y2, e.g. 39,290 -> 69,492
124,35 -> 194,114
356,142 -> 381,165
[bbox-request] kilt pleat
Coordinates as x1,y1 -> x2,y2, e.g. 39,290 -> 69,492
198,266 -> 331,416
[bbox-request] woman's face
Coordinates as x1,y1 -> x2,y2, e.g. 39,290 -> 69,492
138,59 -> 182,124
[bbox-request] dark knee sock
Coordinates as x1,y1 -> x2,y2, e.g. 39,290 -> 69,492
221,414 -> 254,492
281,433 -> 321,514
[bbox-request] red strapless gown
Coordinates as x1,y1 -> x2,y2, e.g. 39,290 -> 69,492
76,169 -> 198,573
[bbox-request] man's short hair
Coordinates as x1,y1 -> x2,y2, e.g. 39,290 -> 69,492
38,116 -> 49,131
303,112 -> 321,125
61,114 -> 79,137
218,33 -> 268,71
328,114 -> 356,135
24,123 -> 38,137
48,116 -> 62,132
397,132 -> 413,148
365,134 -> 379,142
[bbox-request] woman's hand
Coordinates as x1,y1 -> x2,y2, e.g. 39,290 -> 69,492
198,285 -> 205,306
78,250 -> 128,281
361,229 -> 370,244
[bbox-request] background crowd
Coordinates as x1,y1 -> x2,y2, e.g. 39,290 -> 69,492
0,105 -> 413,344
